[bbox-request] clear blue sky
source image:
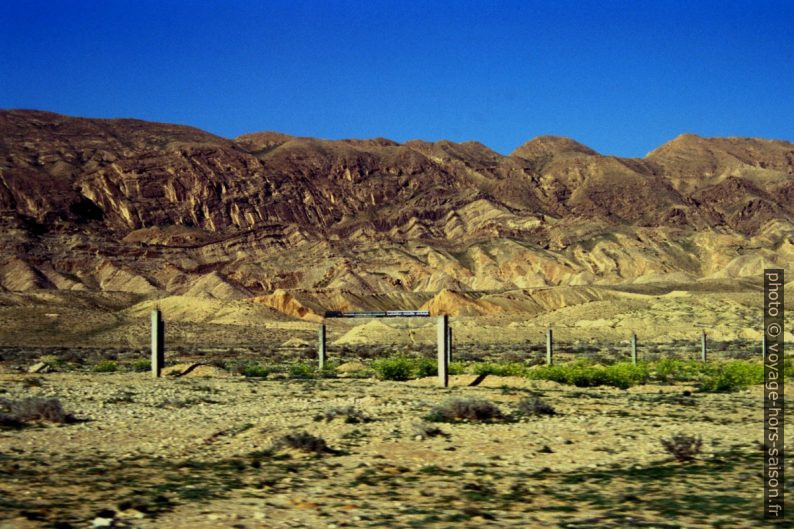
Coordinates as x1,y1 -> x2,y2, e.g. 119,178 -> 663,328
1,0 -> 792,156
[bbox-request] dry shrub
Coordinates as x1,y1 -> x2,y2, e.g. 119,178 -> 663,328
276,432 -> 331,454
0,397 -> 75,425
426,397 -> 504,423
415,423 -> 448,439
661,433 -> 703,462
314,405 -> 371,424
515,397 -> 556,417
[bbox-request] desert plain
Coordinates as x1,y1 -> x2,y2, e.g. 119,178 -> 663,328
0,277 -> 791,529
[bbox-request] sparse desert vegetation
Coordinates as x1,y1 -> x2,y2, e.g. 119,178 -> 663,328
0,362 -> 782,528
0,283 -> 789,528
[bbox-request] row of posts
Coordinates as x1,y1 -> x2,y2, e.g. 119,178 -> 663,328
150,310 -> 712,385
319,319 -> 710,388
544,327 -> 708,366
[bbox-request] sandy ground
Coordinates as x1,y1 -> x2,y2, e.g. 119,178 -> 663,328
0,370 -> 788,529
0,279 -> 791,527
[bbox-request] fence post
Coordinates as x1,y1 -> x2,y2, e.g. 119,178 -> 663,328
447,326 -> 452,365
437,315 -> 449,387
546,327 -> 553,366
631,332 -> 637,365
151,309 -> 164,378
318,323 -> 327,370
701,330 -> 707,362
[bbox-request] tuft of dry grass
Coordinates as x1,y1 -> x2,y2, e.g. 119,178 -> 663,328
661,433 -> 703,462
276,432 -> 333,454
0,397 -> 75,425
515,397 -> 556,417
0,412 -> 23,428
414,423 -> 449,439
425,397 -> 504,423
314,405 -> 372,424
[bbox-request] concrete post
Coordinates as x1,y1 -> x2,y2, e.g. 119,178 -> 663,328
631,332 -> 637,365
546,327 -> 553,366
437,315 -> 449,387
151,309 -> 164,378
318,324 -> 327,370
447,326 -> 452,365
701,331 -> 707,362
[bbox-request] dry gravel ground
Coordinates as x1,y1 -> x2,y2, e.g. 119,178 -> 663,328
0,371 -> 788,529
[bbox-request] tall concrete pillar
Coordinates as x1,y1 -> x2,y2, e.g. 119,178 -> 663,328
701,331 -> 707,363
318,324 -> 327,370
437,315 -> 449,387
447,326 -> 452,365
546,327 -> 553,366
151,309 -> 164,378
631,332 -> 637,365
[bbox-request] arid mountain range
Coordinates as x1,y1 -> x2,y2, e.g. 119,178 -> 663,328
1,109 -> 792,320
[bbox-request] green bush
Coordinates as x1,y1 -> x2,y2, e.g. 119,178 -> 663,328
318,365 -> 339,379
564,362 -> 610,387
372,356 -> 415,381
526,360 -> 602,387
652,358 -> 703,383
415,358 -> 438,378
525,364 -> 571,385
240,362 -> 270,378
526,360 -> 648,389
603,362 -> 650,389
698,361 -> 763,392
448,361 -> 466,375
367,356 -> 472,380
129,359 -> 151,372
93,360 -> 118,373
288,362 -> 315,379
472,362 -> 528,377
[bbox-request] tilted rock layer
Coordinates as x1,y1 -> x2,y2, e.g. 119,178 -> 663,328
1,110 -> 792,316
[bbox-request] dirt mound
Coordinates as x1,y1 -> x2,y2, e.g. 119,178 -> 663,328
333,320 -> 434,346
420,289 -> 500,316
281,337 -> 312,348
183,272 -> 251,300
252,289 -> 324,322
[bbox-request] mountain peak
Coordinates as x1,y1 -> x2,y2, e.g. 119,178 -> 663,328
510,135 -> 598,159
234,131 -> 295,152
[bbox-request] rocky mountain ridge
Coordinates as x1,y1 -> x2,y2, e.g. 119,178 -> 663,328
1,109 -> 792,317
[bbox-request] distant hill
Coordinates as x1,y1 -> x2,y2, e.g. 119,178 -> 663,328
0,109 -> 792,316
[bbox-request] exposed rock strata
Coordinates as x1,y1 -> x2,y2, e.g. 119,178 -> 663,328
1,110 -> 792,317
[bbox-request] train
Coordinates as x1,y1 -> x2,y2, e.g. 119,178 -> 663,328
323,310 -> 430,318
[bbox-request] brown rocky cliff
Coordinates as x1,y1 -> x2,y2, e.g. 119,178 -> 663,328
0,109 -> 792,305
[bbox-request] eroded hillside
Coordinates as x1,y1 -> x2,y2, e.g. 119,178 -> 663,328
1,110 -> 792,319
